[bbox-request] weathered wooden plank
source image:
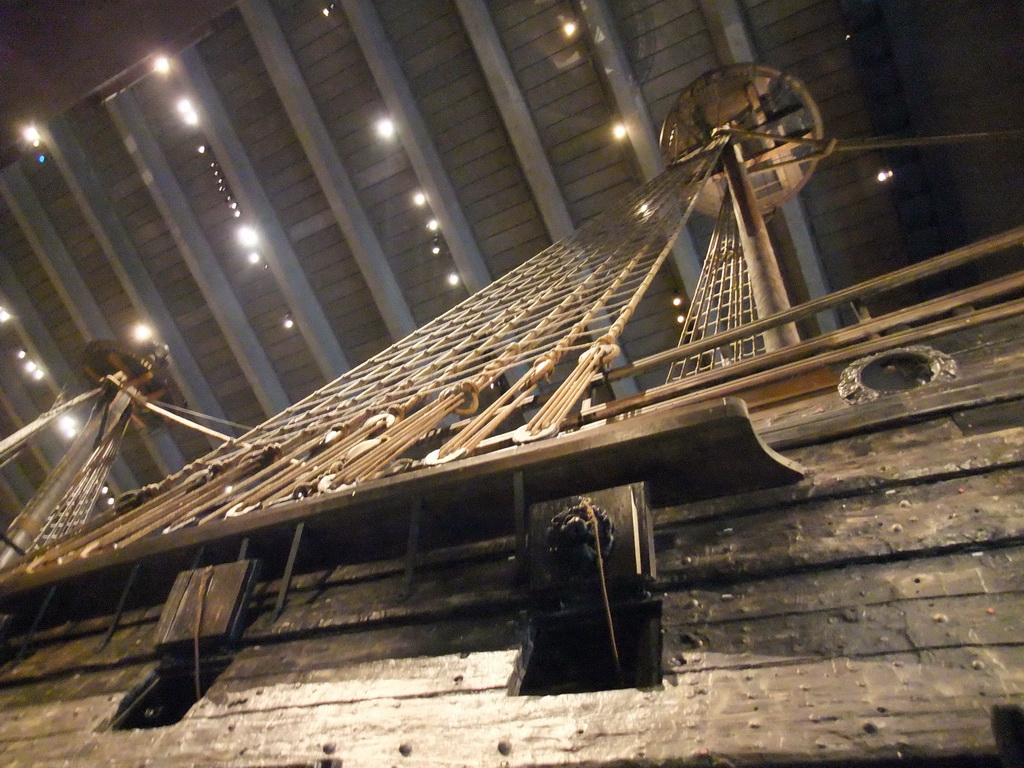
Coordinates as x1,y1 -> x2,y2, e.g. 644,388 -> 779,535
663,557 -> 1024,668
199,650 -> 518,715
229,615 -> 521,680
0,690 -> 132,743
656,466 -> 1024,583
667,545 -> 1024,626
2,652 -> 1016,766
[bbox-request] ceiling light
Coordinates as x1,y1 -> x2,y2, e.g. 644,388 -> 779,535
107,497 -> 115,506
412,191 -> 426,206
224,485 -> 234,494
323,7 -> 330,15
612,123 -> 627,140
183,111 -> 199,126
233,210 -> 241,217
24,360 -> 37,373
153,56 -> 171,74
877,169 -> 894,182
0,307 -> 10,322
672,296 -> 683,307
59,415 -> 77,438
432,245 -> 441,254
427,219 -> 439,231
23,125 -> 41,147
247,251 -> 260,264
283,315 -> 294,329
447,273 -> 459,286
237,225 -> 259,247
198,145 -> 206,154
376,117 -> 396,139
101,486 -> 109,495
133,323 -> 153,342
32,368 -> 44,380
563,21 -> 577,37
676,314 -> 686,324
176,98 -> 193,114
17,349 -> 26,359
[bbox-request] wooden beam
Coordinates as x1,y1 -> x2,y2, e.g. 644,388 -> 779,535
178,47 -> 351,382
0,166 -> 108,336
453,0 -> 575,242
0,167 -> 182,477
106,89 -> 291,418
44,115 -> 226,453
0,464 -> 33,509
239,0 -> 416,342
338,0 -> 492,293
453,0 -> 636,397
0,383 -> 60,476
696,0 -> 836,330
574,0 -> 704,293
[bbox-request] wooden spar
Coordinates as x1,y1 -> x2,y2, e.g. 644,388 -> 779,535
106,378 -> 232,443
586,291 -> 1024,422
0,388 -> 101,467
722,142 -> 800,351
137,401 -> 232,443
0,390 -> 134,568
606,223 -> 1024,382
726,126 -> 1024,153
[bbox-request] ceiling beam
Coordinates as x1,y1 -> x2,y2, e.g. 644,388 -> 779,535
454,0 -> 575,242
239,0 -> 416,342
0,256 -> 138,491
453,0 -> 637,397
178,46 -> 350,382
0,166 -> 184,476
0,382 -> 60,477
575,0 -> 704,294
44,115 -> 228,451
107,89 -> 291,418
0,167 -> 108,336
339,0 -> 492,293
696,0 -> 836,331
570,2 -> 704,393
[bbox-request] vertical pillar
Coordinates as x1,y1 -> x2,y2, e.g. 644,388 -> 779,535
722,144 -> 800,350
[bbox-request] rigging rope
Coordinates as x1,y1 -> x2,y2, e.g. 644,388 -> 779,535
667,188 -> 765,382
8,138 -> 724,574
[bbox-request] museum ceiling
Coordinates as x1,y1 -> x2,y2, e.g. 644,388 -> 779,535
0,0 -> 1020,522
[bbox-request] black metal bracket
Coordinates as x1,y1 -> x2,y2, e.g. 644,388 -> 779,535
513,471 -> 528,586
401,498 -> 423,600
274,522 -> 305,620
99,561 -> 140,650
17,584 -> 57,661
